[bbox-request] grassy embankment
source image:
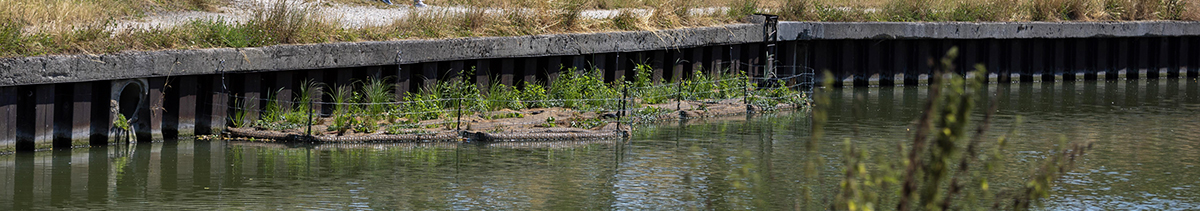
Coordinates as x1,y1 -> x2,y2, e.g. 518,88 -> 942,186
2,0 -> 1198,58
233,64 -> 806,135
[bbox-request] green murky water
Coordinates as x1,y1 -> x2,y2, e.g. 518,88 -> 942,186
2,78 -> 1198,210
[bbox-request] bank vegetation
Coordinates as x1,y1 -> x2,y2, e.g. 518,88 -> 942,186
2,0 -> 1198,57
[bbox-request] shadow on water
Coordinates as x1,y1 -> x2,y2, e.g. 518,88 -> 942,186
0,78 -> 1197,210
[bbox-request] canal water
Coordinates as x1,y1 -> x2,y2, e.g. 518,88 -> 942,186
1,78 -> 1197,210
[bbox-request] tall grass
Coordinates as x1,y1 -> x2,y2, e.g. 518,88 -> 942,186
486,82 -> 526,110
547,66 -> 622,109
329,84 -> 354,134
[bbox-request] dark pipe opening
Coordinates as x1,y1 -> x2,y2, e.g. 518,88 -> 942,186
118,83 -> 141,121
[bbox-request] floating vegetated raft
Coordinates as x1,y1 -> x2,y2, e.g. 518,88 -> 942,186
226,127 -> 459,142
466,129 -> 627,142
223,100 -> 810,144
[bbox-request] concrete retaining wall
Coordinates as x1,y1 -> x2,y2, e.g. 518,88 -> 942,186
0,24 -> 762,87
781,21 -> 1200,40
7,21 -> 1200,87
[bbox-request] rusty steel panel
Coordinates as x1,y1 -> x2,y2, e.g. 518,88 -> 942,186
148,77 -> 166,141
670,50 -> 685,83
500,59 -> 515,86
475,60 -> 491,92
176,76 -> 197,136
545,56 -> 561,83
0,87 -> 16,152
34,84 -> 55,149
708,46 -> 723,77
423,62 -> 440,89
211,75 -> 229,133
71,83 -> 93,143
365,66 -> 383,79
522,58 -> 537,84
241,74 -> 261,126
593,54 -> 609,81
274,72 -> 294,110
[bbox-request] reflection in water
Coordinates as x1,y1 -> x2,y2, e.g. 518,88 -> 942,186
0,78 -> 1197,210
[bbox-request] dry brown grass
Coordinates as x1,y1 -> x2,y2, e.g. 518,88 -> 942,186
0,0 -> 231,33
1028,0 -> 1095,20
1186,0 -> 1200,20
3,0 -> 1198,58
0,0 -> 144,32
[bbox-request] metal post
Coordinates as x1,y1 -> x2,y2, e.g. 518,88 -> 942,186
305,99 -> 313,137
456,85 -> 463,131
743,69 -> 749,110
676,77 -> 682,118
616,52 -> 625,135
619,82 -> 628,134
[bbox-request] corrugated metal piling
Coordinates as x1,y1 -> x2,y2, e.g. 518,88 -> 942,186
2,20 -> 1200,152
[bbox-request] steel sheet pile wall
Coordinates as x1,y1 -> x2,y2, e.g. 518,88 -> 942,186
2,20 -> 1200,152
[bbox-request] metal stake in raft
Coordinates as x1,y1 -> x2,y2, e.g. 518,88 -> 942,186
306,99 -> 313,137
